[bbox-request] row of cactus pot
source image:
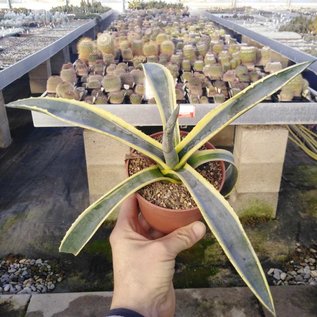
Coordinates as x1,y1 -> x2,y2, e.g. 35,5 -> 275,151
46,9 -> 311,104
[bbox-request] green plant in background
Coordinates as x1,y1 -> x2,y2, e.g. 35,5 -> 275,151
50,1 -> 109,19
7,61 -> 312,316
128,0 -> 143,10
279,15 -> 317,35
128,0 -> 184,10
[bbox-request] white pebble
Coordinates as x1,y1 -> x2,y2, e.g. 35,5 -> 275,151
15,285 -> 22,292
35,259 -> 43,265
22,287 -> 32,294
47,282 -> 55,290
267,268 -> 274,275
3,284 -> 10,292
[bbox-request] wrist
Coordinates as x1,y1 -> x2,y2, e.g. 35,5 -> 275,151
111,282 -> 175,317
111,292 -> 152,317
111,267 -> 157,317
107,308 -> 144,317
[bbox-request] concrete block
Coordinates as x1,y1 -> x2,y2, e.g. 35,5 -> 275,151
13,287 -> 317,317
86,164 -> 127,203
0,91 -> 7,116
24,288 -> 263,317
29,60 -> 52,94
84,130 -> 129,166
175,287 -> 263,316
0,91 -> 11,148
84,130 -> 130,205
89,194 -> 104,204
209,126 -> 235,147
0,123 -> 12,148
0,294 -> 31,317
25,292 -> 112,317
234,126 -> 288,163
232,126 -> 287,217
234,161 -> 284,193
229,190 -> 278,218
263,286 -> 317,317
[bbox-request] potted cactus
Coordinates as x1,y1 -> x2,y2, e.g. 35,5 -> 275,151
7,61 -> 312,316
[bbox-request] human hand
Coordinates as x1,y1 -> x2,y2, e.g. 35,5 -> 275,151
109,195 -> 206,317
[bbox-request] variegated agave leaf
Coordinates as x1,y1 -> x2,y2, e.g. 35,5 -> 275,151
7,97 -> 168,169
60,166 -> 174,255
171,164 -> 275,316
143,62 -> 181,146
188,149 -> 238,197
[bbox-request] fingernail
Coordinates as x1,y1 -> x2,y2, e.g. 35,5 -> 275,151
192,222 -> 206,238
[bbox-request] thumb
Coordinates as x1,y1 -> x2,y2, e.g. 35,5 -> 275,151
161,221 -> 206,257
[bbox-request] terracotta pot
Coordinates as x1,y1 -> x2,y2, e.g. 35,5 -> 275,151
127,131 -> 225,234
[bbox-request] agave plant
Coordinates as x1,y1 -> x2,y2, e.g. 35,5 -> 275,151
7,61 -> 312,316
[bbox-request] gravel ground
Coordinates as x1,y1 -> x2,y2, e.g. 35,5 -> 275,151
268,244 -> 317,286
0,256 -> 64,295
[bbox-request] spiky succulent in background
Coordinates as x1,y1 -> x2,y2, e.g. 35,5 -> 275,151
46,76 -> 63,94
77,37 -> 94,61
75,61 -> 89,77
103,53 -> 115,66
108,90 -> 125,104
86,75 -> 103,90
240,46 -> 257,67
122,48 -> 133,61
131,39 -> 144,56
193,60 -> 204,72
120,72 -> 134,89
95,93 -> 108,104
55,82 -> 80,100
60,68 -> 77,85
160,40 -> 175,57
88,53 -> 101,67
8,61 -> 312,317
102,74 -> 122,92
183,44 -> 196,62
68,10 -> 313,110
97,33 -> 115,54
258,46 -> 272,66
129,93 -> 143,104
143,41 -> 159,57
130,69 -> 144,85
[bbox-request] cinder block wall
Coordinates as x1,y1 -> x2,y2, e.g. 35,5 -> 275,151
229,125 -> 289,218
83,131 -> 129,206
